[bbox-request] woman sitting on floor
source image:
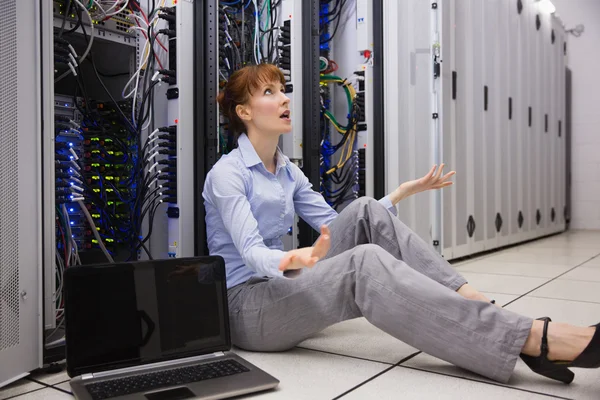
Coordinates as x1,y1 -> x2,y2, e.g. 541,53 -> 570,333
202,63 -> 599,385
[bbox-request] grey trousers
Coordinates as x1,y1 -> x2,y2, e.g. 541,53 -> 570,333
227,197 -> 533,383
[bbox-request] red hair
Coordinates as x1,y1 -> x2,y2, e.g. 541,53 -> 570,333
216,63 -> 286,138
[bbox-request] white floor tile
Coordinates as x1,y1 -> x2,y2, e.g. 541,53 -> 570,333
530,279 -> 600,303
403,352 -> 600,400
528,234 -> 600,250
460,272 -> 549,295
502,246 -> 600,258
457,260 -> 573,278
29,367 -> 69,386
520,234 -> 600,246
561,267 -> 600,282
232,347 -> 390,399
0,380 -> 44,400
504,296 -> 600,327
581,257 -> 600,268
480,292 -> 520,306
297,317 -> 416,364
11,388 -> 73,399
483,252 -> 590,267
342,364 -> 552,400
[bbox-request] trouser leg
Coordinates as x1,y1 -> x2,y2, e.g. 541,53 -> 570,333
227,244 -> 532,383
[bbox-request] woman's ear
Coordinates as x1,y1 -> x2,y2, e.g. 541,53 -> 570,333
236,104 -> 252,122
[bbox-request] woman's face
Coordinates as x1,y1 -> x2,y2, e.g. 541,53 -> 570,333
237,80 -> 292,135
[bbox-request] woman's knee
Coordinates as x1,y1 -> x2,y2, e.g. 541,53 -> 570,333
347,196 -> 377,211
343,197 -> 380,220
357,196 -> 379,208
351,243 -> 402,273
351,243 -> 386,266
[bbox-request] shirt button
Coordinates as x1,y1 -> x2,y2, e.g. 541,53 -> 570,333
280,213 -> 284,218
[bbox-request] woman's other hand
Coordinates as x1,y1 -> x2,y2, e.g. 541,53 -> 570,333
279,225 -> 331,271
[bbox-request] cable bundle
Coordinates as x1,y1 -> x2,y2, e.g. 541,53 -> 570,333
259,0 -> 283,64
218,0 -> 263,79
122,2 -> 174,260
317,1 -> 362,210
134,124 -> 178,259
319,0 -> 346,50
319,74 -> 361,209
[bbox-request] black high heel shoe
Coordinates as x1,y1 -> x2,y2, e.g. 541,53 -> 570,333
520,317 -> 600,384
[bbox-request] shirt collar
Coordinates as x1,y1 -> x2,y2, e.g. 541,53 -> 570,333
237,134 -> 262,168
238,134 -> 294,178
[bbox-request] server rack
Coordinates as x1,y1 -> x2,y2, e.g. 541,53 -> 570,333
383,0 -> 567,260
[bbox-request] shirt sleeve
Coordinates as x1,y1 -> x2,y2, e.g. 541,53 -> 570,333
291,163 -> 339,231
291,163 -> 398,229
204,160 -> 289,279
378,194 -> 398,216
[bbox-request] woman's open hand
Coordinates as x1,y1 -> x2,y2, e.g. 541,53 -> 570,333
278,225 -> 331,271
389,164 -> 455,205
404,164 -> 455,194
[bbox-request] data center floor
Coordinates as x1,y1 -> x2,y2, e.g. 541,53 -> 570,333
2,230 -> 600,400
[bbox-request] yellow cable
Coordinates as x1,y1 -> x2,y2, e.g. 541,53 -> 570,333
321,76 -> 360,175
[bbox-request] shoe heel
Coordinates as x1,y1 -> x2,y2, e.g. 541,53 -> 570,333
539,365 -> 575,384
520,354 -> 575,384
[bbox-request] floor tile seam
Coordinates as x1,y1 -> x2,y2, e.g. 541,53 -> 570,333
25,377 -> 72,395
294,346 -> 397,366
502,252 -> 600,308
1,387 -> 53,400
331,352 -> 421,399
525,295 -> 600,305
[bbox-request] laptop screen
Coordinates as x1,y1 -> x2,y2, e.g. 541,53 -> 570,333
64,257 -> 231,378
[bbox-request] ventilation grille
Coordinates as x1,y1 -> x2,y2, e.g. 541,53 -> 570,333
0,0 -> 20,352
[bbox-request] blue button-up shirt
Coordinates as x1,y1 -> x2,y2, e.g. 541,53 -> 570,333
203,134 -> 397,288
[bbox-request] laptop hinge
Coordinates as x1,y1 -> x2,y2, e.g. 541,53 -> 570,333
82,374 -> 94,380
89,352 -> 228,380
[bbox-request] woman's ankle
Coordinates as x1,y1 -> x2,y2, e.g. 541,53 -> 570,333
521,321 -> 595,361
522,319 -> 544,357
547,324 -> 595,362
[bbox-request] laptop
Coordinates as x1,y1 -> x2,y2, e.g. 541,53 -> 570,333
64,256 -> 279,400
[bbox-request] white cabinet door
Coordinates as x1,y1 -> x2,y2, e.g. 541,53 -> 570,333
383,0 -> 437,248
0,0 -> 42,387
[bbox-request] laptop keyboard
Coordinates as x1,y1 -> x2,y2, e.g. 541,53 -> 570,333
85,359 -> 250,400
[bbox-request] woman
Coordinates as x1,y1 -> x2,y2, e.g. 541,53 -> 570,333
202,63 -> 599,385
